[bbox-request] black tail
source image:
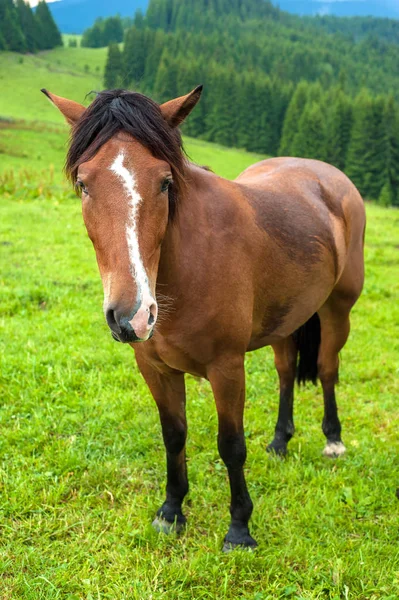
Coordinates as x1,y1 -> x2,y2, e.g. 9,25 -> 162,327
293,313 -> 321,385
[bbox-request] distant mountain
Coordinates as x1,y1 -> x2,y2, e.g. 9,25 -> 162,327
48,0 -> 148,34
275,0 -> 399,19
47,0 -> 399,34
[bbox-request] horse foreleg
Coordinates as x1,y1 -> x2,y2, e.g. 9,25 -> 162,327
208,356 -> 257,551
267,337 -> 297,456
135,355 -> 188,532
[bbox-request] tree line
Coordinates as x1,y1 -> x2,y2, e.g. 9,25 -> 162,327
0,0 -> 62,52
309,14 -> 399,45
100,0 -> 399,206
81,16 -> 127,48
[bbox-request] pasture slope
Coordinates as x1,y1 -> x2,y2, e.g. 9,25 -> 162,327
0,45 -> 399,599
0,45 -> 265,181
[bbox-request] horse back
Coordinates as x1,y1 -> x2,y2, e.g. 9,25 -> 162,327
236,157 -> 365,280
234,157 -> 365,344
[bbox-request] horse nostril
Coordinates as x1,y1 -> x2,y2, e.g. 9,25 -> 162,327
106,307 -> 121,333
148,303 -> 157,327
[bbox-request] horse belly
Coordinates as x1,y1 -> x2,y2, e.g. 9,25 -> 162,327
248,257 -> 336,350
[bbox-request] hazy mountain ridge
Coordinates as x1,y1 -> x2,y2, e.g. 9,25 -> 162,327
48,0 -> 399,34
277,0 -> 399,18
48,0 -> 148,34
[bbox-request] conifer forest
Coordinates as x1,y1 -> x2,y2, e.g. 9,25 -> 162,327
102,0 -> 399,206
0,0 -> 62,53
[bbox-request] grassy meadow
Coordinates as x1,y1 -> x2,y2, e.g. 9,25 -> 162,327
0,46 -> 399,599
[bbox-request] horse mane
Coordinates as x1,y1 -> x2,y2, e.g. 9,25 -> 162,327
66,89 -> 188,219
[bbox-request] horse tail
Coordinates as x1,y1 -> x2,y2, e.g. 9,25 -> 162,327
292,313 -> 321,385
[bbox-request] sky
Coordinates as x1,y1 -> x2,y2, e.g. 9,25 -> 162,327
27,0 -> 58,5
25,0 -> 399,12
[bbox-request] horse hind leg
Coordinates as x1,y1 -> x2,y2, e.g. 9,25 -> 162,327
267,337 -> 297,456
318,205 -> 365,457
317,296 -> 352,457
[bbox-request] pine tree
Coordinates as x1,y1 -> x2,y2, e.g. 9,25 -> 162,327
35,0 -> 62,49
103,16 -> 124,45
291,101 -> 327,161
256,78 -> 282,155
235,73 -> 278,154
146,0 -> 173,30
133,9 -> 145,29
104,43 -> 123,89
123,27 -> 147,87
153,49 -> 179,102
384,95 -> 399,206
234,75 -> 252,149
364,96 -> 389,200
272,81 -> 293,156
378,181 -> 393,207
142,30 -> 165,92
278,81 -> 309,156
345,89 -> 374,198
324,89 -> 353,171
243,77 -> 274,154
176,60 -> 206,137
81,19 -> 104,48
205,66 -> 237,147
0,0 -> 27,52
346,91 -> 388,200
16,0 -> 41,52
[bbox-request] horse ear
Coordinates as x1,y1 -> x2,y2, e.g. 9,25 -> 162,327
41,89 -> 86,125
160,85 -> 203,128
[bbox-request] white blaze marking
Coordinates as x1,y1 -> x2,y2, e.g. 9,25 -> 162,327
103,272 -> 113,309
109,152 -> 151,300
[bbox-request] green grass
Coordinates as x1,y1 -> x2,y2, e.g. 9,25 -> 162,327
0,45 -> 399,599
62,34 -> 83,47
0,49 -> 106,123
0,122 -> 68,180
0,120 -> 266,186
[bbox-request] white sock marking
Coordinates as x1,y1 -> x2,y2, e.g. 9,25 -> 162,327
323,441 -> 346,457
109,152 -> 152,300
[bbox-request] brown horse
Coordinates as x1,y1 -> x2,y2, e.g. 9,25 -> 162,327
42,86 -> 365,551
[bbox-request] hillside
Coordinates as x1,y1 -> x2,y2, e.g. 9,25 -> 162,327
0,47 -> 266,184
97,0 -> 399,206
0,48 -> 107,123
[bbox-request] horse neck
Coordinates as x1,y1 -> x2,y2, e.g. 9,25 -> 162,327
157,163 -> 239,284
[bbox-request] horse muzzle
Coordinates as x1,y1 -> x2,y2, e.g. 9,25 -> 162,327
105,300 -> 157,343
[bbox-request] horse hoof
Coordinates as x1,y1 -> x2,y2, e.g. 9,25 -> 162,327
323,441 -> 346,458
222,539 -> 258,553
266,442 -> 287,457
152,516 -> 185,535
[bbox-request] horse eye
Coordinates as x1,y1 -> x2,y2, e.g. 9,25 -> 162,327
161,178 -> 172,193
76,179 -> 88,195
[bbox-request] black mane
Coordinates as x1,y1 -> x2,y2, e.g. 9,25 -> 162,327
66,89 -> 187,214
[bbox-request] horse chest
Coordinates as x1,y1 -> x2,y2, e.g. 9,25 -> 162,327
136,333 -> 209,379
